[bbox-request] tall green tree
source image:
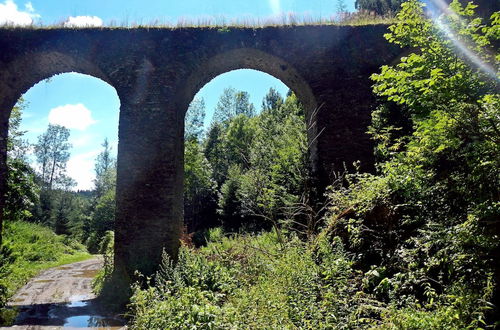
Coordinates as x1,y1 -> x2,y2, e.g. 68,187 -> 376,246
222,114 -> 256,170
7,98 -> 30,161
93,138 -> 115,199
212,87 -> 255,124
355,0 -> 404,15
34,124 -> 71,190
4,99 -> 39,222
184,139 -> 217,232
32,124 -> 72,226
327,0 -> 500,323
234,91 -> 255,118
240,92 -> 308,229
206,88 -> 256,187
52,194 -> 71,236
215,89 -> 308,232
204,122 -> 227,186
85,140 -> 117,251
185,97 -> 206,141
261,87 -> 284,113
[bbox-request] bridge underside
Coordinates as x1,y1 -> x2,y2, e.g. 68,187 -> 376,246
0,25 -> 402,293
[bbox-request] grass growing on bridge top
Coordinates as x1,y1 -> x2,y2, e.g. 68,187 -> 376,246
0,10 -> 394,30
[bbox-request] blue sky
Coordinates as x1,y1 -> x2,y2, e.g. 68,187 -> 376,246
2,0 -> 356,190
20,70 -> 289,190
1,0 -> 356,26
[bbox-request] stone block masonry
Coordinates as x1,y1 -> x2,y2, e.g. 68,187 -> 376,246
0,25 -> 403,294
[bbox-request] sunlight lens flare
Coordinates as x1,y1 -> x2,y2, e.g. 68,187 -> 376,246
426,0 -> 499,81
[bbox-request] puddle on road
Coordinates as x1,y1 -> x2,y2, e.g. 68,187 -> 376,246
67,295 -> 89,308
74,268 -> 99,278
62,295 -> 126,328
34,279 -> 54,284
5,259 -> 125,329
64,315 -> 125,329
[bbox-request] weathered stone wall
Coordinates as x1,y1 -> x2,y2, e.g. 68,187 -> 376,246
0,25 -> 402,288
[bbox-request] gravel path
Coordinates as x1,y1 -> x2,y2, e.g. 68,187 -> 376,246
1,257 -> 126,330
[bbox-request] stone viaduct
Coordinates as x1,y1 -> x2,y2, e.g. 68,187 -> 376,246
0,25 -> 402,288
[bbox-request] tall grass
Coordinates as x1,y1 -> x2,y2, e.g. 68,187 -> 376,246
0,221 -> 91,316
0,10 -> 393,30
128,227 -> 493,329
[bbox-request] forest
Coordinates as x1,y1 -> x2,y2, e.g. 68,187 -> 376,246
0,0 -> 499,328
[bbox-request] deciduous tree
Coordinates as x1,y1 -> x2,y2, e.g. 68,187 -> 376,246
34,124 -> 71,190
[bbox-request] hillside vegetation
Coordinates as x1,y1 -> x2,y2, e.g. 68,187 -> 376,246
130,228 -> 493,329
128,1 -> 500,328
0,0 -> 498,328
0,221 -> 90,322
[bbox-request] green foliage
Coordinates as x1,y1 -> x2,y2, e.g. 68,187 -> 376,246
260,87 -> 283,112
206,89 -> 309,232
93,138 -> 115,198
129,230 -> 359,329
86,186 -> 115,252
370,0 -> 499,227
30,123 -> 87,237
0,220 -> 90,320
221,114 -> 256,170
53,191 -> 71,235
355,0 -> 404,15
34,124 -> 72,190
325,1 -> 499,326
129,227 -> 495,328
218,165 -> 245,231
184,139 -> 218,232
204,122 -> 227,186
185,97 -> 206,141
5,99 -> 39,223
372,1 -> 498,116
85,141 -> 117,252
92,230 -> 114,294
212,87 -> 255,124
240,93 -> 308,225
7,98 -> 31,160
4,158 -> 38,222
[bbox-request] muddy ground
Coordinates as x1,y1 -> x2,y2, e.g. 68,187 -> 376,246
1,257 -> 126,330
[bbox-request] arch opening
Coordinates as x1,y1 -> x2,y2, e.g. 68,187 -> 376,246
1,72 -> 120,311
183,68 -> 314,239
181,48 -> 317,120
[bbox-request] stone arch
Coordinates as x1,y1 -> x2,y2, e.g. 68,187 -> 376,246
182,48 -> 317,118
0,50 -> 115,245
181,47 -> 319,171
0,51 -> 111,119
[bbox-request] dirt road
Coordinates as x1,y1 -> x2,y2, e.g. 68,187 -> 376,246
1,257 -> 126,330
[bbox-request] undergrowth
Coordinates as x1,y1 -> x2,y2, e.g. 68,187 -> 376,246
92,230 -> 114,295
0,220 -> 91,324
128,227 -> 491,329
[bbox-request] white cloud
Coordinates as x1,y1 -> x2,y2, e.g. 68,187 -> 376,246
269,0 -> 281,14
71,134 -> 95,148
63,15 -> 103,27
48,103 -> 97,131
67,150 -> 100,191
24,1 -> 33,12
0,0 -> 39,26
